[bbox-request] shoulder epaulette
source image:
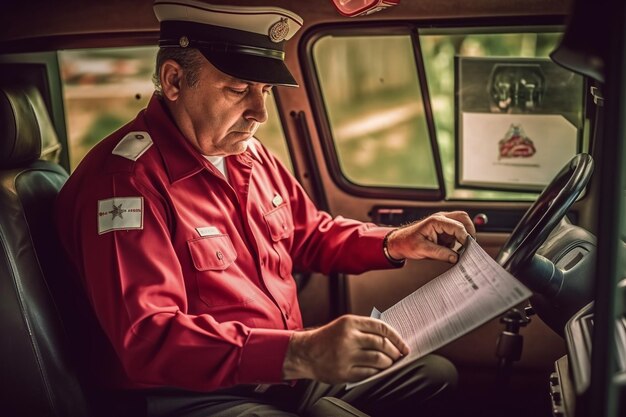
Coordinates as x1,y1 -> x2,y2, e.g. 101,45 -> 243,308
112,131 -> 153,161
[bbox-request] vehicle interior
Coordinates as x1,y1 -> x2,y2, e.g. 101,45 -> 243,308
1,0 -> 625,416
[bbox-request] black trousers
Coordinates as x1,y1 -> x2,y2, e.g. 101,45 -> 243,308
142,354 -> 457,417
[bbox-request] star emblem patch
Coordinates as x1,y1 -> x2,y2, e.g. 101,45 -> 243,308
111,203 -> 125,220
98,197 -> 144,234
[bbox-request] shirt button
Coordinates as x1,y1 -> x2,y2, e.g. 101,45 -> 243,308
135,134 -> 144,140
216,251 -> 223,260
282,223 -> 287,230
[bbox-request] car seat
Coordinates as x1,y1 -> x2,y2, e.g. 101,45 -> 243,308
0,84 -> 94,417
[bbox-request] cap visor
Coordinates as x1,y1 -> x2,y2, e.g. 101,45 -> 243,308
199,50 -> 298,87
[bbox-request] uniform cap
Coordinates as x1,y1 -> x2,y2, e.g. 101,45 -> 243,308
154,0 -> 303,87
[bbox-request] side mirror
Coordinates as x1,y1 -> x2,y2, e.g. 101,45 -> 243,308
329,0 -> 400,17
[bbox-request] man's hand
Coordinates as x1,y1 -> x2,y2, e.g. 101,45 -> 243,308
282,315 -> 409,384
386,211 -> 476,264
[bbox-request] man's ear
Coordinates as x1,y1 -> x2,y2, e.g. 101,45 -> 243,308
160,59 -> 184,101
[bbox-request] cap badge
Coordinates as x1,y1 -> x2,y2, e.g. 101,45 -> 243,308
179,36 -> 190,48
268,18 -> 289,43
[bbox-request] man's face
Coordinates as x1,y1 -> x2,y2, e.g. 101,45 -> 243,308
171,57 -> 272,156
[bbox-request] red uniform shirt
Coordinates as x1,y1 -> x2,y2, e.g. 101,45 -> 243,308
55,95 -> 395,392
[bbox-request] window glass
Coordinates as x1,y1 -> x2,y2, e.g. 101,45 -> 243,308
59,47 -> 155,170
255,93 -> 292,172
311,29 -> 584,201
313,35 -> 438,189
419,30 -> 576,200
59,46 -> 291,171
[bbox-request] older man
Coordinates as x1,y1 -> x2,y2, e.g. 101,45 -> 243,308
55,1 -> 475,416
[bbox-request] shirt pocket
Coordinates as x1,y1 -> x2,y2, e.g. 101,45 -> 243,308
263,204 -> 295,242
187,234 -> 237,271
263,204 -> 294,279
188,235 -> 258,310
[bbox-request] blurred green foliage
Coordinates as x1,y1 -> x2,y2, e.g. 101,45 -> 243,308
314,35 -> 438,189
82,113 -> 126,146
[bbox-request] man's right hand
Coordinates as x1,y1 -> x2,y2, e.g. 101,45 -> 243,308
281,315 -> 409,384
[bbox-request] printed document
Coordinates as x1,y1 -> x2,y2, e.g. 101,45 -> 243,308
346,237 -> 531,389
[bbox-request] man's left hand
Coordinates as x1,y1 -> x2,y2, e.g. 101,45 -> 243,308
385,211 -> 476,264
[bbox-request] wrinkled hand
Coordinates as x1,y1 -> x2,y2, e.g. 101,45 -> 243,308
282,315 -> 409,384
386,211 -> 476,264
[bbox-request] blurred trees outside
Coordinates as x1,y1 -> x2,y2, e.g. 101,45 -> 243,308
59,46 -> 290,171
60,47 -> 156,169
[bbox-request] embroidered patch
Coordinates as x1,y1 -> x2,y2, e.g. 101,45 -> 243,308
112,131 -> 153,161
98,197 -> 144,234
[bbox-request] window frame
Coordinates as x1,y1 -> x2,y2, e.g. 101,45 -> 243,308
301,23 -> 445,201
300,16 -> 571,202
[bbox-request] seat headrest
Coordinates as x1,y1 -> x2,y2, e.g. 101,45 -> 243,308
0,85 -> 62,168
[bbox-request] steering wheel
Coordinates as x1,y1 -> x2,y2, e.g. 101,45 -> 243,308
495,153 -> 594,275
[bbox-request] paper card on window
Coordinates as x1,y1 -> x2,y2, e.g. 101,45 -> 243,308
459,113 -> 578,189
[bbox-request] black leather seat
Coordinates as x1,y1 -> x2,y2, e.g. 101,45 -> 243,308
0,84 -> 94,417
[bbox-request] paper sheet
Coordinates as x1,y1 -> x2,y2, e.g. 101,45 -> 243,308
346,237 -> 531,389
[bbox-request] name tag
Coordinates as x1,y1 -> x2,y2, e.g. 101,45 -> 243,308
272,194 -> 283,207
196,226 -> 221,237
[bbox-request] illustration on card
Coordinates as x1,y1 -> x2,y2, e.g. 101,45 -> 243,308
498,124 -> 536,160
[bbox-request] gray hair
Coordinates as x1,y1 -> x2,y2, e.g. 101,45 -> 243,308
153,47 -> 205,96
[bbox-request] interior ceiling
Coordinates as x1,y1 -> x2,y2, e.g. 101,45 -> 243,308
2,0 -> 572,43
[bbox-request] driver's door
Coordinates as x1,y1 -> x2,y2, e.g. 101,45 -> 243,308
279,22 -> 592,416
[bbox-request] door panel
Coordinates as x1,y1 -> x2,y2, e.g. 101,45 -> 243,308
282,22 -> 587,400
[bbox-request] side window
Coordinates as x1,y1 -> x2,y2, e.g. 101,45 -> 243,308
313,35 -> 438,190
255,93 -> 292,172
59,47 -> 155,170
310,28 -> 585,201
58,46 -> 291,171
419,30 -> 579,200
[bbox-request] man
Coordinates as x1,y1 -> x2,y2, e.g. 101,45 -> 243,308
55,1 -> 476,416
